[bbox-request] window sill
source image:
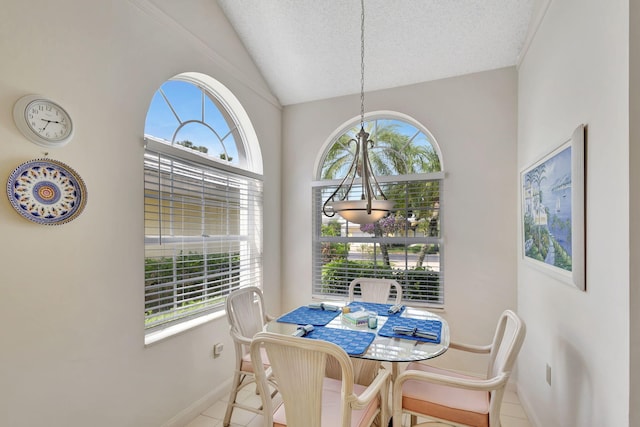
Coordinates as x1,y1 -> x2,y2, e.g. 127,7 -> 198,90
144,310 -> 226,346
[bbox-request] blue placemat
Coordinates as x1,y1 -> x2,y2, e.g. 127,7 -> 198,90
347,301 -> 406,317
305,327 -> 376,355
377,316 -> 442,344
277,306 -> 341,326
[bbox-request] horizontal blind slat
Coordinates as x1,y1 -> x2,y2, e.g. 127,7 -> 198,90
144,145 -> 262,331
312,178 -> 443,305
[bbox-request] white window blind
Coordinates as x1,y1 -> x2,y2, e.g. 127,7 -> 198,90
144,139 -> 263,330
312,175 -> 443,305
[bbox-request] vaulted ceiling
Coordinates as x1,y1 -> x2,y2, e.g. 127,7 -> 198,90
216,0 -> 535,106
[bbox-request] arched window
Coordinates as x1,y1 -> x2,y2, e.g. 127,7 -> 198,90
143,73 -> 263,335
312,114 -> 444,304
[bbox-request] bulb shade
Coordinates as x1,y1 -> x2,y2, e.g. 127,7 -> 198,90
330,199 -> 395,224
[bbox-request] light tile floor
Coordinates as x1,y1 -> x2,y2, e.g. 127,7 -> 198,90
185,382 -> 532,427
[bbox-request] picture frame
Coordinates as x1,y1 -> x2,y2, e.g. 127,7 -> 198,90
521,124 -> 586,291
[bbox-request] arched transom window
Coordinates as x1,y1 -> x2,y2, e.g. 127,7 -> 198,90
313,115 -> 444,305
143,73 -> 263,337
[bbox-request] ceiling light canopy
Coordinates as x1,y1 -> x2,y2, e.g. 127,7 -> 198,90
322,0 -> 394,225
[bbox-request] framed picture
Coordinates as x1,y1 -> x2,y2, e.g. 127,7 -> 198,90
521,124 -> 586,291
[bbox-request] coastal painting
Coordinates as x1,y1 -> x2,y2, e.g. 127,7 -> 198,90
521,125 -> 585,291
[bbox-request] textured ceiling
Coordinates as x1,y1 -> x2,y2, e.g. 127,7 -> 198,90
217,0 -> 534,106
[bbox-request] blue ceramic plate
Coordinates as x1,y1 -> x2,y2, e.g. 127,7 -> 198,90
6,158 -> 87,225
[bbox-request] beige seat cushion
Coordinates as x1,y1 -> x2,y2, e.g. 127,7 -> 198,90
273,377 -> 380,427
240,347 -> 270,373
401,362 -> 490,427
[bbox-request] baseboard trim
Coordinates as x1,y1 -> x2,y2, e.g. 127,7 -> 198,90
516,384 -> 541,427
161,377 -> 232,427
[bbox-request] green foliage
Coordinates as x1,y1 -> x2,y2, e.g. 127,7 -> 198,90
322,220 -> 342,236
321,120 -> 441,180
176,140 -> 208,154
401,267 -> 441,302
321,260 -> 393,296
524,216 -> 550,262
524,213 -> 572,271
552,240 -> 572,271
320,259 -> 441,303
321,220 -> 350,262
144,251 -> 240,326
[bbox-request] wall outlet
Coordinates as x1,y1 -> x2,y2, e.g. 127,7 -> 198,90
546,363 -> 552,386
213,342 -> 224,357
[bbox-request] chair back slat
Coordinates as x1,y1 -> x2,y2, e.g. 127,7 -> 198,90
251,332 -> 374,427
487,310 -> 526,424
265,341 -> 328,427
226,287 -> 267,352
348,278 -> 403,305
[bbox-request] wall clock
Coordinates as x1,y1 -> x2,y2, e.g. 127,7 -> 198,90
12,95 -> 74,148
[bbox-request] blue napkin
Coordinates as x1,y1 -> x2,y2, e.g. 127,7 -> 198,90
377,316 -> 442,343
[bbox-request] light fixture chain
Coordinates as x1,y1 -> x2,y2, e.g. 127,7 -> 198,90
360,0 -> 365,128
321,0 -> 394,223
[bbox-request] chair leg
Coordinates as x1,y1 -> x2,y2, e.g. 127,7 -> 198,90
223,370 -> 243,427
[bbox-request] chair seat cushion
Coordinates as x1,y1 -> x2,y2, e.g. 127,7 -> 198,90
401,362 -> 490,427
273,377 -> 379,427
241,347 -> 270,373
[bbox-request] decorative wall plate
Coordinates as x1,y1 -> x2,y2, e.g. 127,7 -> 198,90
6,158 -> 87,225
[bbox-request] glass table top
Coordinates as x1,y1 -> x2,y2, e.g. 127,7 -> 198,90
266,306 -> 449,363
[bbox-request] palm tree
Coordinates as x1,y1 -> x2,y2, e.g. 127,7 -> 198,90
322,120 -> 441,267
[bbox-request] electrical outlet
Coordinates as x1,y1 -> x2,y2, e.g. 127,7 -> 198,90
546,363 -> 552,386
213,343 -> 224,357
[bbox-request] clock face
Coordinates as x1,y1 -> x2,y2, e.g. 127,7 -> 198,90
25,100 -> 72,141
13,95 -> 74,148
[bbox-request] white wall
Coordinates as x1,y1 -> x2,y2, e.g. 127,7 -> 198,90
0,1 -> 281,426
282,67 -> 518,373
517,0 -> 629,425
630,0 -> 640,424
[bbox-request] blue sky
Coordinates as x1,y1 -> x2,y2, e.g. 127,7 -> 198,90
144,80 -> 239,162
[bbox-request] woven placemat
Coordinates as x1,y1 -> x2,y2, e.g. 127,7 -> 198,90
277,306 -> 341,326
377,316 -> 442,344
347,301 -> 406,317
305,327 -> 376,355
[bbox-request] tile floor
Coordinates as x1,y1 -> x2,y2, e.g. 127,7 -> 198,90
185,381 -> 532,427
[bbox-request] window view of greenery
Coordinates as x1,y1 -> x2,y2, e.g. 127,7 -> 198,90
314,119 -> 443,304
144,252 -> 240,327
144,77 -> 261,331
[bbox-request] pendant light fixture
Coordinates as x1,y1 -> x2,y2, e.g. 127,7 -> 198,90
322,0 -> 394,224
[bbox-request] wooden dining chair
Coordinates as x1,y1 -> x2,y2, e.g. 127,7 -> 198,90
392,310 -> 526,427
223,286 -> 277,427
348,277 -> 403,305
250,331 -> 391,427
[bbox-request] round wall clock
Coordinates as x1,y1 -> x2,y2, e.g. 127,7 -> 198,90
6,158 -> 87,225
13,95 -> 74,148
